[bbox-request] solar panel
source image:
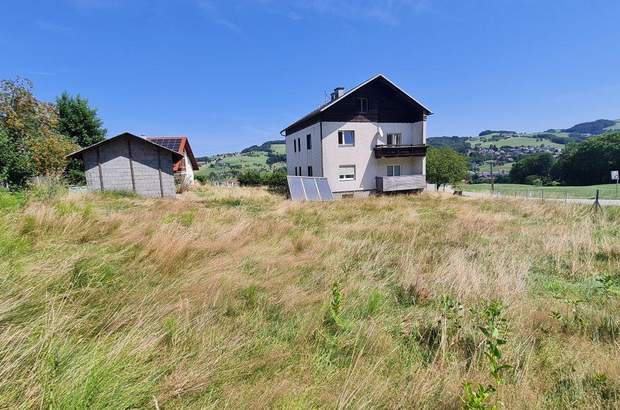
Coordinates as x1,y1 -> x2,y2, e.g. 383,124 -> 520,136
148,138 -> 182,152
316,178 -> 334,201
287,176 -> 334,202
302,177 -> 320,201
287,176 -> 306,201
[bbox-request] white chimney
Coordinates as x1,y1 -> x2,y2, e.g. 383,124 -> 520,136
330,87 -> 345,101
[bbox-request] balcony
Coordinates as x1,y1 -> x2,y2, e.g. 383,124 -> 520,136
376,175 -> 426,192
374,144 -> 427,159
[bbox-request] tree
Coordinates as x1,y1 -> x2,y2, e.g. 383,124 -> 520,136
56,92 -> 106,147
0,78 -> 77,187
509,152 -> 554,184
551,133 -> 620,185
426,147 -> 469,188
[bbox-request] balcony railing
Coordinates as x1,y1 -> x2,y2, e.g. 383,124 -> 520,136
374,144 -> 427,158
376,175 -> 426,192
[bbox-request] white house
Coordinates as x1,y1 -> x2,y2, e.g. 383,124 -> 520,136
281,74 -> 432,197
145,136 -> 199,186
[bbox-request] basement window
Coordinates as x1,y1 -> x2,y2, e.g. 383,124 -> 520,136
338,130 -> 355,146
338,165 -> 356,181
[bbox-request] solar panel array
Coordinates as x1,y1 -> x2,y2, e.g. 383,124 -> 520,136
147,138 -> 182,152
287,176 -> 334,202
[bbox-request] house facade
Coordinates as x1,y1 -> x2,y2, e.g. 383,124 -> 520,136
145,136 -> 199,186
67,132 -> 183,198
282,75 -> 431,197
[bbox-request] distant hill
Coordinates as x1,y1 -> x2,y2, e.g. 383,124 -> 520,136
430,118 -> 620,151
196,140 -> 285,181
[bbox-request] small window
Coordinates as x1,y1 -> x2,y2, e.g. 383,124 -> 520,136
308,166 -> 313,176
358,97 -> 368,113
387,133 -> 402,145
338,130 -> 355,146
293,139 -> 297,152
338,165 -> 356,181
298,138 -> 301,150
387,165 -> 401,177
294,167 -> 298,176
306,134 -> 312,150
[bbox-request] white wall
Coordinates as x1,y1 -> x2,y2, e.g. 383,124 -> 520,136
285,120 -> 426,194
321,121 -> 425,193
182,151 -> 195,184
286,122 -> 323,177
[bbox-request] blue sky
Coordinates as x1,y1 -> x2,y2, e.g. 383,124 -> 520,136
2,0 -> 620,155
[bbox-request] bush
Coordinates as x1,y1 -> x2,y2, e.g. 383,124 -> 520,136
194,174 -> 208,184
237,170 -> 263,186
509,153 -> 554,184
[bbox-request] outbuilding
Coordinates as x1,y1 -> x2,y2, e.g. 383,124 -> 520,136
67,132 -> 184,198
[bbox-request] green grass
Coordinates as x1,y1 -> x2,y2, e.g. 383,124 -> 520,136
1,186 -> 619,408
477,161 -> 514,174
465,183 -> 620,199
469,136 -> 564,149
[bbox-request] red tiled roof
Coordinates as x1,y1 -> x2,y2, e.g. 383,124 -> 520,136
145,136 -> 199,172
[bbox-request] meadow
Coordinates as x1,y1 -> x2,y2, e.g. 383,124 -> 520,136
465,183 -> 620,200
0,186 -> 619,409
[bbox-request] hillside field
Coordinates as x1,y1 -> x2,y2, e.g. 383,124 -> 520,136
196,142 -> 286,181
469,136 -> 564,149
1,187 -> 619,408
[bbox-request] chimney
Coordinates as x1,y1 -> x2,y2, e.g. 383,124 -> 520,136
330,87 -> 345,101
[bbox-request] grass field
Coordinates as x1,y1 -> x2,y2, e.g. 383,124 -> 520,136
1,187 -> 619,408
465,183 -> 620,200
469,136 -> 564,149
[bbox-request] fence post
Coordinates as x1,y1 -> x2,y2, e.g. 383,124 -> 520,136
593,189 -> 602,213
565,191 -> 568,204
541,189 -> 544,202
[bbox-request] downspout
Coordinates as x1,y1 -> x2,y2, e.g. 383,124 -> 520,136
319,118 -> 324,177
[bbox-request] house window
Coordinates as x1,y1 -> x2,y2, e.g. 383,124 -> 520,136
338,130 -> 355,146
308,166 -> 313,176
298,138 -> 301,151
387,133 -> 402,145
387,165 -> 401,177
293,139 -> 297,152
338,165 -> 356,181
358,97 -> 368,113
306,134 -> 312,150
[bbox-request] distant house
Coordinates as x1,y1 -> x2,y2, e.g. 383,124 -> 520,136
67,132 -> 183,198
145,136 -> 199,186
281,74 -> 432,198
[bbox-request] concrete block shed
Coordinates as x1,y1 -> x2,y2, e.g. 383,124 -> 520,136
68,132 -> 184,198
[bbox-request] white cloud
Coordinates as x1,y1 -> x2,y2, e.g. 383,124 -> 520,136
196,0 -> 243,34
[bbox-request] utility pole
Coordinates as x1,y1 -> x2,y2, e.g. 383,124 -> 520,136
490,158 -> 495,193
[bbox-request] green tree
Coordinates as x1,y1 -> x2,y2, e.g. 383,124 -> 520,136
56,92 -> 106,147
509,152 -> 554,184
551,133 -> 620,185
426,147 -> 469,188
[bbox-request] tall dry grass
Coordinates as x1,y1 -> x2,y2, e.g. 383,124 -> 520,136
0,186 -> 618,409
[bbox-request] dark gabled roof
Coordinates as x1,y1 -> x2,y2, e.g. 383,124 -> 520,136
145,136 -> 200,171
67,132 -> 184,161
281,74 -> 432,136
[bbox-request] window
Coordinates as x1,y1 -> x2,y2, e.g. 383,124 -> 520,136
294,167 -> 297,176
306,134 -> 312,150
387,133 -> 402,145
387,165 -> 401,177
307,166 -> 313,176
293,139 -> 297,152
338,130 -> 355,146
338,165 -> 356,181
298,138 -> 301,151
358,97 -> 368,113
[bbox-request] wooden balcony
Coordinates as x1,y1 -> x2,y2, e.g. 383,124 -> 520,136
373,144 -> 427,158
376,175 -> 426,192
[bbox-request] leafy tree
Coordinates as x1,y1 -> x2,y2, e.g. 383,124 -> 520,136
509,152 -> 554,184
426,147 -> 469,188
551,133 -> 620,185
0,78 -> 76,187
56,92 -> 106,147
